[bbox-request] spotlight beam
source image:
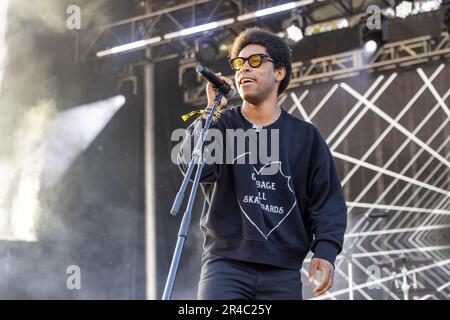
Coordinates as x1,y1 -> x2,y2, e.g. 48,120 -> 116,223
96,37 -> 162,57
42,95 -> 126,188
237,1 -> 314,21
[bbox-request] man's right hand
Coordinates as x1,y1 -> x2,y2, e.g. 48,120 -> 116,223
203,72 -> 235,119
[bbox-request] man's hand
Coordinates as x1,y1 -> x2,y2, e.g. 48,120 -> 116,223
205,72 -> 235,111
308,257 -> 334,297
202,73 -> 234,120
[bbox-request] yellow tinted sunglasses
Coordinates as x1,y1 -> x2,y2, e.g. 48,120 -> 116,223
229,53 -> 275,71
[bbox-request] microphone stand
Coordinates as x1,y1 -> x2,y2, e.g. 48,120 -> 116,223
162,92 -> 222,300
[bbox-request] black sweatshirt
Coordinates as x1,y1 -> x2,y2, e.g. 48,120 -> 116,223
177,105 -> 347,270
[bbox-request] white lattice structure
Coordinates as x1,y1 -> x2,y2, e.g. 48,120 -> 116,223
281,62 -> 450,300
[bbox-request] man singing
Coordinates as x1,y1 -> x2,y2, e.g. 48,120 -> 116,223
178,28 -> 347,299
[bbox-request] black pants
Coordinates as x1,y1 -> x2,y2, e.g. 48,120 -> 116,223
197,255 -> 303,300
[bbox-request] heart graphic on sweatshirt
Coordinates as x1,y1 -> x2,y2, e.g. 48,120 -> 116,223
233,152 -> 297,240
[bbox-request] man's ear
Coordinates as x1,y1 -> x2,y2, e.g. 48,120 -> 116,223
275,67 -> 286,82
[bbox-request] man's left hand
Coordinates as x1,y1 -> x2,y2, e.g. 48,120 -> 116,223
308,257 -> 334,297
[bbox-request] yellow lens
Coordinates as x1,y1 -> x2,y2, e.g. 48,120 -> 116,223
232,58 -> 244,70
248,54 -> 262,67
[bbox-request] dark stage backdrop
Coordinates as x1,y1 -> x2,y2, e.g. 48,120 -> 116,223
155,59 -> 450,300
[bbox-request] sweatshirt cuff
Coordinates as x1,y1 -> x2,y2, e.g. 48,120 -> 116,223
312,241 -> 339,268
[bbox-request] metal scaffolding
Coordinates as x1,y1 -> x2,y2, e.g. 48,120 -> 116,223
74,0 -> 449,104
76,0 -> 391,64
182,32 -> 450,104
290,32 -> 450,85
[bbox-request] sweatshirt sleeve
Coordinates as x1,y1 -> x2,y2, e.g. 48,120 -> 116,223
307,126 -> 347,267
177,116 -> 224,183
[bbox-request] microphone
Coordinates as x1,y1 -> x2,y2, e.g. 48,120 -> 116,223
196,65 -> 236,99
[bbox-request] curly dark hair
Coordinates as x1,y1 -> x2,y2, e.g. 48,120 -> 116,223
230,28 -> 292,96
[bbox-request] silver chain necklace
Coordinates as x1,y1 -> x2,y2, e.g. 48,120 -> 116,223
241,107 -> 282,132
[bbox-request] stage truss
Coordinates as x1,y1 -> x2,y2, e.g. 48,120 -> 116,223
183,32 -> 450,104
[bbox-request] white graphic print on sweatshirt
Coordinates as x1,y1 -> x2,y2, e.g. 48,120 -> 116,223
233,152 -> 297,240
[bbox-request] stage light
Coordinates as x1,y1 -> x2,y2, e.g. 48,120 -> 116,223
237,0 -> 313,21
383,0 -> 441,16
395,1 -> 413,18
195,38 -> 219,65
383,7 -> 396,17
304,18 -> 349,36
363,40 -> 379,54
164,18 -> 234,40
285,12 -> 305,42
360,13 -> 387,57
255,2 -> 297,17
96,37 -> 162,58
361,22 -> 384,55
362,30 -> 383,56
412,0 -> 442,14
286,24 -> 304,42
